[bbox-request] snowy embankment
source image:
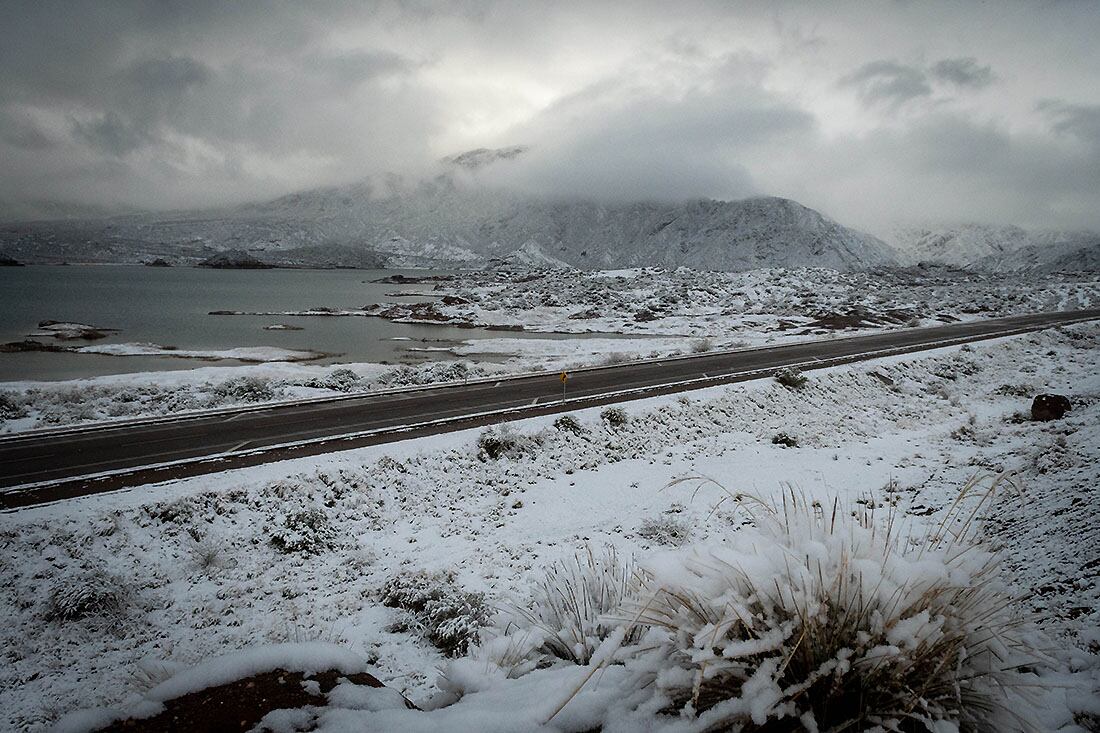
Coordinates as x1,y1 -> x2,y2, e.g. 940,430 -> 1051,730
1,323 -> 1098,731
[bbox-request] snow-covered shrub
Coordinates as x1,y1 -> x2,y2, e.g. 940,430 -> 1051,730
45,564 -> 128,625
637,516 -> 692,546
377,361 -> 477,388
494,546 -> 643,666
381,570 -> 492,656
0,391 -> 27,420
689,337 -> 713,353
771,431 -> 798,448
553,414 -> 585,436
312,368 -> 364,393
616,487 -> 1041,732
214,375 -> 275,403
477,424 -> 542,461
601,406 -> 628,428
269,508 -> 337,554
773,366 -> 808,389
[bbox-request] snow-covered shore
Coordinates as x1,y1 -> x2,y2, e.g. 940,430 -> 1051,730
2,323 -> 1097,731
3,265 -> 1098,434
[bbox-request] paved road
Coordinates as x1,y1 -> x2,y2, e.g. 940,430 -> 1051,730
3,308 -> 1098,509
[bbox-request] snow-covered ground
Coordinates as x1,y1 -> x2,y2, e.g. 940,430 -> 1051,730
2,323 -> 1097,731
3,265 -> 1098,434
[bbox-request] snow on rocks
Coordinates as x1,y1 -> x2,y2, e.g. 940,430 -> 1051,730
0,323 -> 1098,730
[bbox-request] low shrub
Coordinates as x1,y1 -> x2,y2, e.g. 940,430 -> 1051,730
0,391 -> 27,420
600,406 -> 628,428
381,570 -> 492,656
215,375 -> 276,403
270,508 -> 337,554
771,431 -> 798,448
315,368 -> 364,393
689,337 -> 713,353
637,515 -> 692,546
553,414 -> 584,436
773,366 -> 808,389
477,424 -> 542,461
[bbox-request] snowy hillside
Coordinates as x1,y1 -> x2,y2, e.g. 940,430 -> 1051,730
892,224 -> 1100,272
0,149 -> 899,272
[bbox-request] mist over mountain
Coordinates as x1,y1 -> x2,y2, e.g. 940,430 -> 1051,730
0,146 -> 902,272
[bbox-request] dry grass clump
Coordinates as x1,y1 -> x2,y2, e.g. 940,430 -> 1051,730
501,546 -> 645,667
601,406 -> 629,428
611,478 -> 1039,732
45,564 -> 129,625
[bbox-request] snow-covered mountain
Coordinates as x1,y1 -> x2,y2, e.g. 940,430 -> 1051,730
1,148 -> 900,271
891,224 -> 1100,273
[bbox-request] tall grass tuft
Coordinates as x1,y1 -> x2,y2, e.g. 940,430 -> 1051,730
610,477 -> 1040,732
502,545 -> 645,666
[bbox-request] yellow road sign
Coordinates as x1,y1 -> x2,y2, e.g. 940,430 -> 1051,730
560,371 -> 568,383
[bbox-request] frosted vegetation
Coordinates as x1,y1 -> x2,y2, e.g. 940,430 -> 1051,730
2,324 -> 1098,730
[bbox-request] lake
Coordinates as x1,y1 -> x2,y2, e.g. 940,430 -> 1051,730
0,265 -> 574,382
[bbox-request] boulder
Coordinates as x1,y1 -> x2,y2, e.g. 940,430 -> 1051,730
1031,394 -> 1071,422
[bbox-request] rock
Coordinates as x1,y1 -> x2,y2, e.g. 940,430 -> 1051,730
0,255 -> 24,266
1031,394 -> 1072,421
90,667 -> 417,732
197,249 -> 273,269
144,258 -> 171,267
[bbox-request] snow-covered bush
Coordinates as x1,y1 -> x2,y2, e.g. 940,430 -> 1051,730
477,424 -> 543,461
553,414 -> 585,436
614,487 -> 1041,732
0,391 -> 27,420
637,516 -> 692,546
601,406 -> 628,428
269,508 -> 337,554
771,431 -> 798,448
376,361 -> 477,388
309,367 -> 364,393
381,570 -> 492,656
689,337 -> 713,353
773,366 -> 808,389
491,546 -> 644,667
45,564 -> 128,625
214,375 -> 275,403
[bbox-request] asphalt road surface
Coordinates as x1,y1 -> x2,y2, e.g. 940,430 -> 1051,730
3,308 -> 1098,509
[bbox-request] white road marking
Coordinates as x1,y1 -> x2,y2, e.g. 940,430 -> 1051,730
530,397 -> 538,406
493,382 -> 501,388
228,440 -> 251,452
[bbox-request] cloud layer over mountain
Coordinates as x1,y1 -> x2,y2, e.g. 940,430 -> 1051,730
1,0 -> 1098,235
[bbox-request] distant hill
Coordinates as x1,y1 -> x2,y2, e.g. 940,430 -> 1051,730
0,146 -> 900,271
890,224 -> 1100,273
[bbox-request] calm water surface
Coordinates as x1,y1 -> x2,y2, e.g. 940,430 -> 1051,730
0,265 -> 572,382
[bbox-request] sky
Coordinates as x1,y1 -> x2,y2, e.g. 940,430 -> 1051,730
1,0 -> 1098,235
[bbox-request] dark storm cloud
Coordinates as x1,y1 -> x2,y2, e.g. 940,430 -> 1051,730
1038,100 -> 1100,146
839,60 -> 932,108
931,57 -> 995,89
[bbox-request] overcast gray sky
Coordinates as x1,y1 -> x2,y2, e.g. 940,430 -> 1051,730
1,0 -> 1098,234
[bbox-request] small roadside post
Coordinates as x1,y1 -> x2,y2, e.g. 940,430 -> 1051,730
560,370 -> 568,402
